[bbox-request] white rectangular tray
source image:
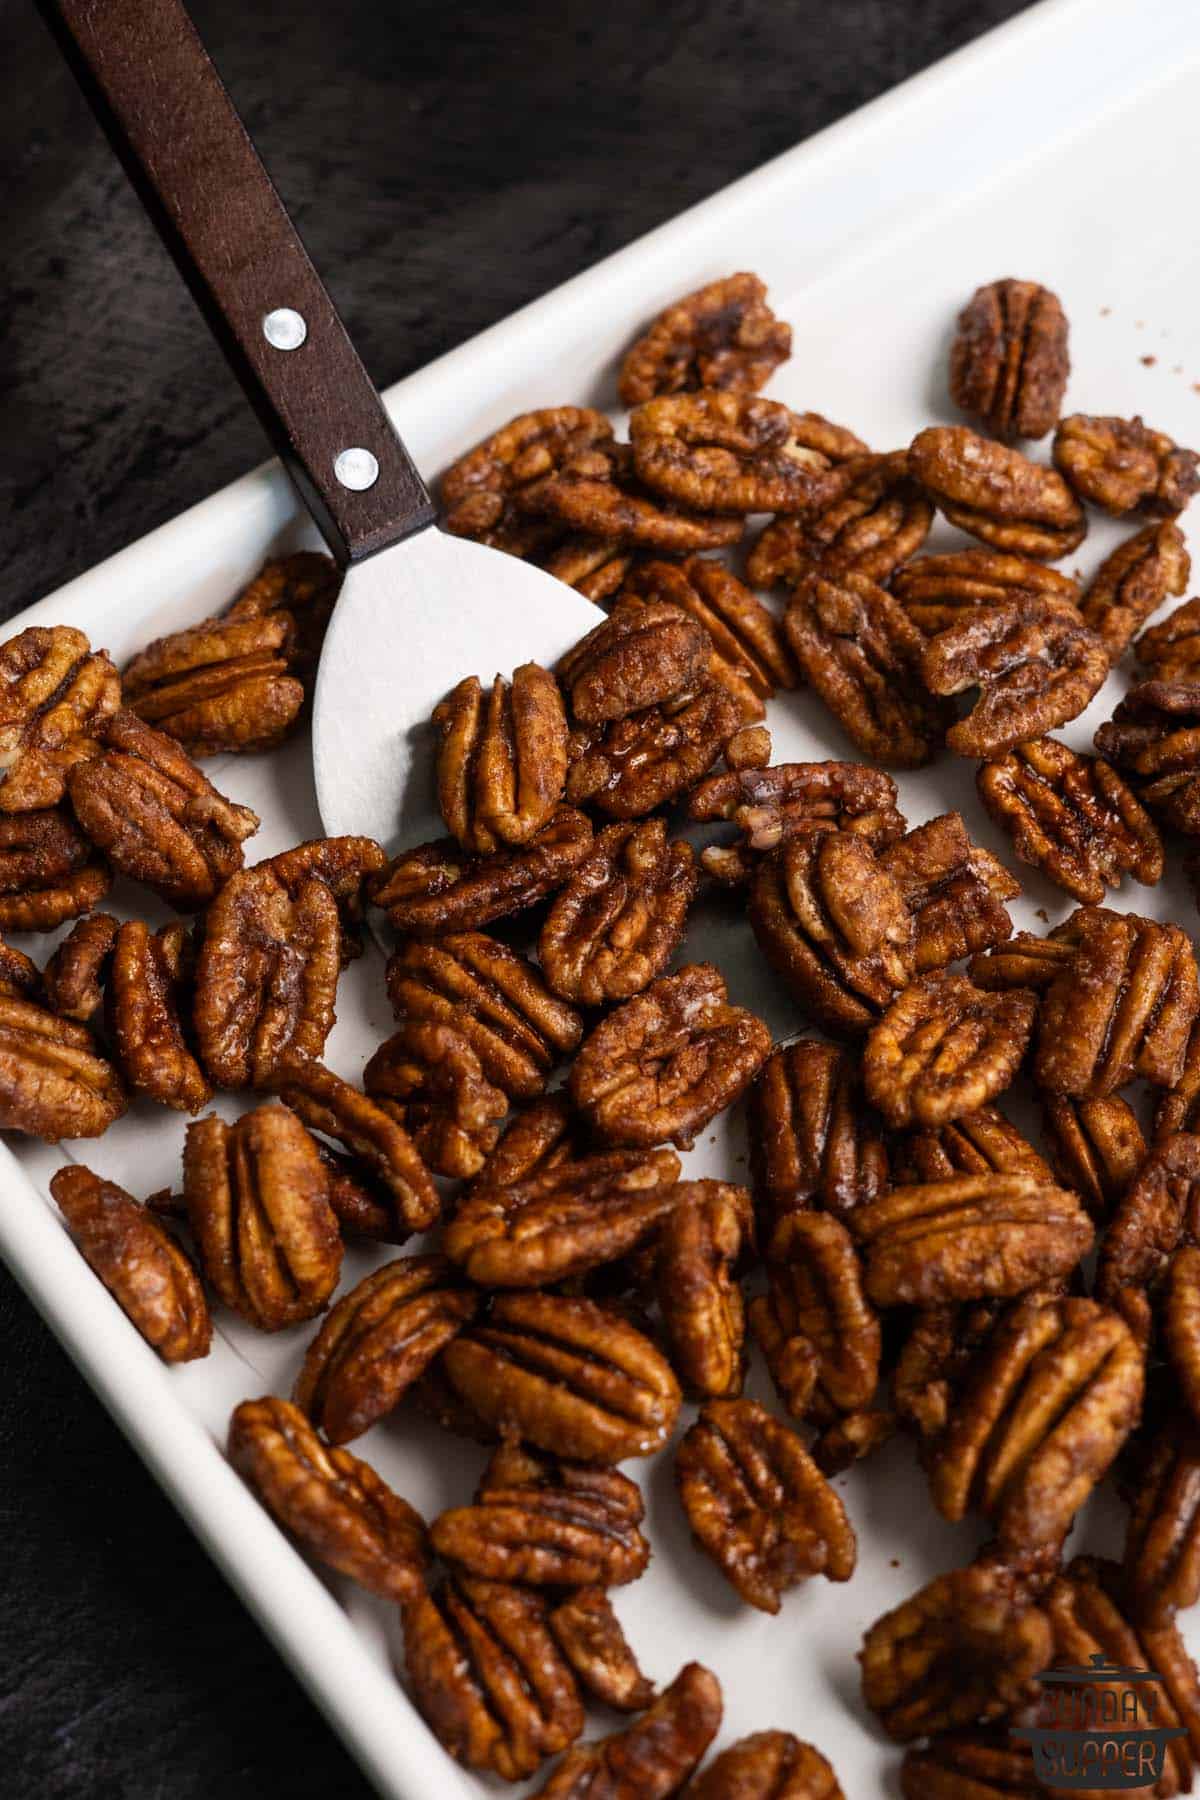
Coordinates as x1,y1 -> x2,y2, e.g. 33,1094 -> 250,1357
8,0 -> 1200,1792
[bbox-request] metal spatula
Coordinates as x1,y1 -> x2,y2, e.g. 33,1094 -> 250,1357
38,0 -> 606,851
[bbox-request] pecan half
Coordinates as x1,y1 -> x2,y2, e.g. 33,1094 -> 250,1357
630,392 -> 849,516
559,600 -> 709,724
1042,1094 -> 1146,1219
0,808 -> 110,931
1079,520 -> 1190,661
1095,679 -> 1200,835
294,1254 -> 475,1443
880,812 -> 1018,973
229,1395 -> 427,1602
224,550 -> 341,674
1054,413 -> 1200,519
0,935 -> 40,1001
863,974 -> 1036,1130
539,819 -> 698,1005
749,1211 -> 881,1421
621,557 -> 798,715
440,405 -> 614,555
441,1292 -> 681,1460
921,600 -> 1108,758
362,1018 -> 507,1178
258,835 -> 386,965
1160,1024 -> 1200,1140
1124,1415 -> 1200,1627
1138,596 -> 1200,681
368,806 -> 593,934
107,918 -> 211,1113
50,1163 -> 210,1362
687,1731 -> 844,1800
569,963 -> 770,1150
899,1730 -> 1044,1798
783,572 -> 949,767
747,451 -> 932,589
517,441 -> 744,553
474,1093 -> 577,1189
565,684 -> 740,818
893,1302 -> 1009,1443
968,918 -> 1083,994
433,663 -> 569,853
978,737 -> 1163,905
617,272 -> 792,406
908,425 -> 1085,559
123,612 -> 304,756
534,1662 -> 722,1800
748,1038 -> 889,1228
539,537 -> 635,603
0,992 -> 126,1138
676,1399 -> 855,1611
547,1589 -> 655,1713
656,1180 -> 753,1398
0,625 -> 119,812
892,1106 -> 1050,1187
891,548 -> 1081,636
42,911 -> 118,1021
689,760 -> 905,887
949,279 -> 1069,440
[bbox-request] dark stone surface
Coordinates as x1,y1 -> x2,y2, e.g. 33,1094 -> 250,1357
0,0 -> 1029,1791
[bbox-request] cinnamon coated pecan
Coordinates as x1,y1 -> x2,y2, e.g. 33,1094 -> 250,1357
921,600 -> 1108,758
1054,413 -> 1200,519
559,600 -> 709,724
908,426 -> 1086,559
517,441 -> 744,553
42,911 -> 118,1021
1138,597 -> 1200,681
747,451 -> 932,589
689,760 -> 905,887
893,1302 -> 1009,1443
565,683 -> 740,817
675,1399 -> 855,1612
618,272 -> 792,406
0,808 -> 110,931
547,1589 -> 655,1713
811,1408 -> 896,1478
1080,520 -> 1190,661
1042,1095 -> 1146,1219
50,1163 -> 210,1362
891,548 -> 1080,636
656,1180 -> 753,1398
687,1732 -> 845,1800
369,806 -> 593,934
0,625 -> 119,812
539,536 -> 635,603
949,279 -> 1069,440
433,663 -> 569,853
1095,679 -> 1200,835
749,1211 -> 881,1421
630,392 -> 850,516
258,835 -> 386,964
0,992 -> 126,1138
362,1018 -> 507,1179
534,1662 -> 722,1800
748,1038 -> 889,1228
899,1731 -> 1044,1798
107,918 -> 211,1113
621,557 -> 798,716
123,612 -> 304,755
880,812 -> 1018,972
1124,1417 -> 1200,1627
0,936 -> 40,1001
229,1395 -> 427,1601
474,1093 -> 577,1188
1161,1024 -> 1200,1139
968,920 -> 1082,994
863,974 -> 1036,1130
223,550 -> 340,674
539,820 -> 697,1005
569,963 -> 770,1149
440,406 -> 614,555
892,1108 -> 1050,1186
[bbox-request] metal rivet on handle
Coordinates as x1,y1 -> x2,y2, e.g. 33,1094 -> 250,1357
262,307 -> 307,350
334,447 -> 380,491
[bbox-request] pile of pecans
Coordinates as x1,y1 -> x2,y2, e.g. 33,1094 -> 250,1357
13,269 -> 1200,1795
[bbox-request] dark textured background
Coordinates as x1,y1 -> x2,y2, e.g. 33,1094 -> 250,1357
0,1 -> 1030,1791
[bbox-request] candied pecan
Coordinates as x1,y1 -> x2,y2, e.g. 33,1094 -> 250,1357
229,1395 -> 426,1599
899,1730 -> 1044,1799
50,1164 -> 210,1362
617,272 -> 793,406
748,833 -> 914,1037
747,451 -> 932,589
0,934 -> 41,1001
676,1398 -> 855,1611
908,425 -> 1085,559
539,537 -> 635,603
783,571 -> 949,767
362,1018 -> 507,1178
444,1146 -> 683,1288
811,1408 -> 896,1477
622,557 -> 798,713
433,664 -> 569,854
475,1093 -> 577,1188
106,918 -> 211,1113
441,1292 -> 681,1460
979,737 -> 1163,906
1123,1416 -> 1200,1627
559,600 -> 709,724
891,548 -> 1081,636
431,1444 -> 649,1589
0,992 -> 126,1138
749,1211 -> 881,1422
892,1106 -> 1050,1186
928,1294 -> 1143,1554
894,1302 -> 1008,1442
1055,413 -> 1200,519
1138,596 -> 1200,682
630,392 -> 850,517
863,974 -> 1036,1130
223,550 -> 341,673
1042,1095 -> 1146,1219
547,1589 -> 655,1713
566,683 -> 740,818
921,600 -> 1108,758
687,1731 -> 844,1800
949,279 -> 1069,441
184,1103 -> 342,1329
853,1173 -> 1093,1308
880,812 -> 1018,972
257,835 -> 386,964
42,911 -> 118,1021
517,440 -> 744,553
689,759 -> 905,887
1161,1024 -> 1200,1140
294,1255 -> 475,1443
748,1038 -> 889,1228
535,1662 -> 722,1800
66,710 -> 258,909
1035,908 -> 1199,1096
0,625 -> 120,812
655,1180 -> 753,1398
859,1561 -> 1052,1742
1080,520 -> 1190,661
0,808 -> 110,931
440,406 -> 614,555
122,612 -> 304,756
539,820 -> 697,1006
968,921 -> 1081,993
1095,679 -> 1200,835
368,805 -> 593,935
569,963 -> 770,1150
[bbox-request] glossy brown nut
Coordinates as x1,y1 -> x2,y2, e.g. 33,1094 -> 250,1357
1138,596 -> 1200,682
123,611 -> 305,756
473,1093 -> 577,1189
656,1180 -> 753,1398
748,833 -> 914,1037
749,1211 -> 881,1422
859,1561 -> 1052,1743
747,450 -> 932,590
569,963 -> 770,1150
618,272 -> 793,406
559,600 -> 709,724
892,1106 -> 1051,1187
223,550 -> 341,674
516,441 -> 745,553
686,1731 -> 845,1800
1161,1024 -> 1200,1140
433,663 -> 569,854
629,391 -> 851,516
968,917 -> 1083,993
979,737 -> 1163,905
810,1408 -> 896,1478
107,918 -> 212,1113
184,1103 -> 342,1329
362,1018 -> 507,1179
534,1662 -> 722,1800
0,807 -> 111,931
244,836 -> 384,971
1123,1416 -> 1200,1628
949,279 -> 1069,440
928,1294 -> 1143,1556
539,536 -> 635,602
0,992 -> 127,1139
0,625 -> 120,813
1095,1130 -> 1200,1330
565,684 -> 740,818
547,1588 -> 655,1713
863,974 -> 1037,1130
368,805 -> 593,935
440,405 -> 614,555
1035,908 -> 1199,1096
295,1254 -> 475,1443
441,1292 -> 681,1460
853,1173 -> 1093,1308
1095,678 -> 1200,836
748,1038 -> 889,1228
908,425 -> 1086,559
539,820 -> 698,1005
0,936 -> 41,1002
1042,1094 -> 1146,1219
1054,413 -> 1200,519
784,571 -> 949,768
623,557 -> 798,715
41,911 -> 119,1021
891,548 -> 1081,636
50,1163 -> 210,1362
880,812 -> 1018,973
899,1730 -> 1045,1799
893,1302 -> 1009,1443
676,1398 -> 854,1613
688,761 -> 905,888
921,600 -> 1108,759
1080,520 -> 1190,661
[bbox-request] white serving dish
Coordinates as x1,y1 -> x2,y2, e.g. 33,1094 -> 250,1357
7,0 -> 1200,1791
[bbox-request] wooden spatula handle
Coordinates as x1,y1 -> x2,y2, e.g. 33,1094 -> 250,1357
37,0 -> 435,565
